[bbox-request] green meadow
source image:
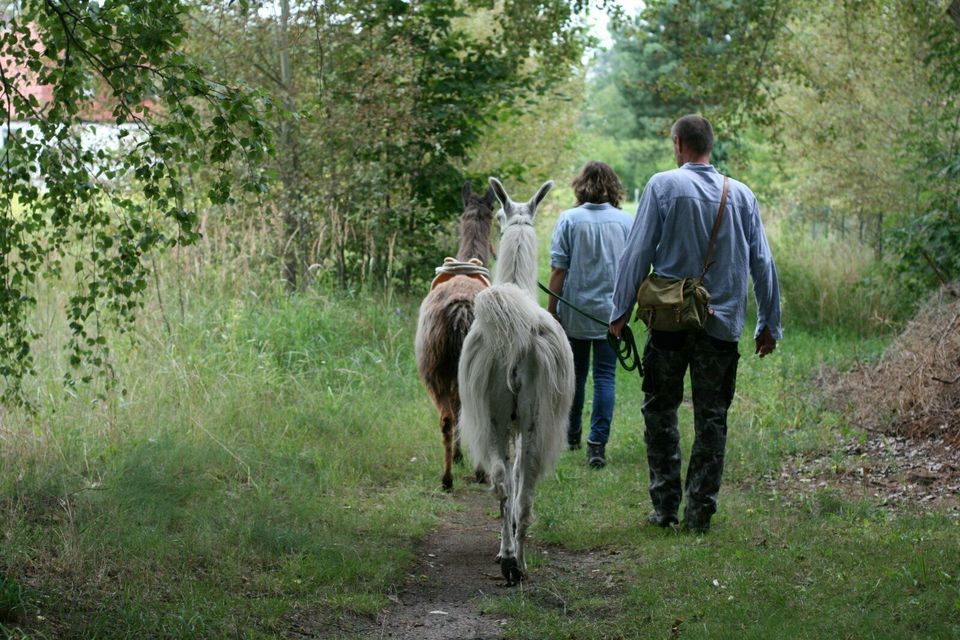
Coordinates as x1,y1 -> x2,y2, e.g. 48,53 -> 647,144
0,201 -> 957,639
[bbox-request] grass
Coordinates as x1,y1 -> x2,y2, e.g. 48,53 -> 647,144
482,327 -> 960,639
0,218 -> 956,638
0,284 -> 451,638
767,217 -> 906,336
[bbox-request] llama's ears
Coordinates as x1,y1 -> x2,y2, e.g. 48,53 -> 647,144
528,180 -> 554,215
482,186 -> 496,210
461,180 -> 472,206
488,177 -> 510,210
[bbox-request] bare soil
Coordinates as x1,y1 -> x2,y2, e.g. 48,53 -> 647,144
366,483 -> 509,640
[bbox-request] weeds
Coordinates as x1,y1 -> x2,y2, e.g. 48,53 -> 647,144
0,575 -> 27,624
768,216 -> 905,335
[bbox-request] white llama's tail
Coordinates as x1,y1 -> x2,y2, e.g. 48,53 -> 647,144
470,284 -> 539,386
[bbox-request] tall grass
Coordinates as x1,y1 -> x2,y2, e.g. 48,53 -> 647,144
0,277 -> 450,638
1,203 -> 954,638
767,215 -> 903,336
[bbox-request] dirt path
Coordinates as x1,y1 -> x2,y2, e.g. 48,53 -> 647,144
368,485 -> 509,639
309,480 -> 616,640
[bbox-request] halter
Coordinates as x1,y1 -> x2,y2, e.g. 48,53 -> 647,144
502,217 -> 534,231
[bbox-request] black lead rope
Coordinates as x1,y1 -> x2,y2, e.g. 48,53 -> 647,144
537,282 -> 644,379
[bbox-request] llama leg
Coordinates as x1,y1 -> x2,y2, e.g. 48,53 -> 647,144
463,420 -> 488,484
490,456 -> 514,564
441,411 -> 455,491
514,429 -> 543,576
452,396 -> 464,465
500,442 -> 523,585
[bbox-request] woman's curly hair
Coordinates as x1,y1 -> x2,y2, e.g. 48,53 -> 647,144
571,161 -> 625,208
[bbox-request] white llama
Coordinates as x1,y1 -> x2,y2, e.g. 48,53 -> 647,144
458,177 -> 574,585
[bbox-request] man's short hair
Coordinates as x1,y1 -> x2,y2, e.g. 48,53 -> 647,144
671,115 -> 714,155
571,161 -> 625,208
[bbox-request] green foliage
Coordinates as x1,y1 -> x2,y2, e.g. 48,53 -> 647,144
0,0 -> 272,402
894,13 -> 960,287
0,574 -> 27,624
465,73 -> 585,196
623,0 -> 960,301
201,0 -> 592,290
768,214 -> 903,335
578,43 -> 677,195
578,3 -> 789,197
637,0 -> 796,141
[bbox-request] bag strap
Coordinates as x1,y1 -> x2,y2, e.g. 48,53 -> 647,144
701,175 -> 729,278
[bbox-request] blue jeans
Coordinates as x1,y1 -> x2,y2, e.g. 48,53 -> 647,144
567,337 -> 618,446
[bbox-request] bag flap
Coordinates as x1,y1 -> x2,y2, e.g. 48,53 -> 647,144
636,275 -> 685,307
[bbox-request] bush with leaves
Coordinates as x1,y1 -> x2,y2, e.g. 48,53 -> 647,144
0,0 -> 272,402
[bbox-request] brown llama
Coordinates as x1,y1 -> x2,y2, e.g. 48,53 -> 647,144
415,181 -> 496,491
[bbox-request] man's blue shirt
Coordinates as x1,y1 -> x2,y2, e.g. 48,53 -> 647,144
610,163 -> 783,343
550,203 -> 633,340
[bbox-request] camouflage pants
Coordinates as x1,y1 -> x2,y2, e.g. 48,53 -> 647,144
641,330 -> 740,525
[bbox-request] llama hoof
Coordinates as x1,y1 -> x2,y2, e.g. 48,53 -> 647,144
500,557 -> 524,585
442,474 -> 453,492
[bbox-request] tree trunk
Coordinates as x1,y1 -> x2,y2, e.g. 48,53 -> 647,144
278,0 -> 304,291
875,211 -> 884,261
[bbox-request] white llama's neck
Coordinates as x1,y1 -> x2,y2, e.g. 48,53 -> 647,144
494,223 -> 538,297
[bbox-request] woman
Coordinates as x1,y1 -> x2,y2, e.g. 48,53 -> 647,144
547,161 -> 633,468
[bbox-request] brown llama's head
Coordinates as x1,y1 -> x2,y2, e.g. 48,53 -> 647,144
457,181 -> 497,267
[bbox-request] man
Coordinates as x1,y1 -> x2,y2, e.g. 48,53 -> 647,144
609,115 -> 781,533
548,161 -> 633,468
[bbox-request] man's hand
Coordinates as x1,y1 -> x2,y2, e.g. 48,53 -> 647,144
755,326 -> 776,358
547,266 -> 567,328
609,315 -> 628,340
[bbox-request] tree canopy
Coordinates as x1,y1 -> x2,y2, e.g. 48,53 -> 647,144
196,0 -> 594,290
595,0 -> 960,285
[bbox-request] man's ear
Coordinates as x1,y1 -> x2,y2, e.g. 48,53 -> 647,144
528,180 -> 554,216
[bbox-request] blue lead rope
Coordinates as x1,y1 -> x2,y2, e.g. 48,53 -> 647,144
537,282 -> 644,379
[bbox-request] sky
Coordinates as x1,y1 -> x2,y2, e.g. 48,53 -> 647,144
587,0 -> 646,48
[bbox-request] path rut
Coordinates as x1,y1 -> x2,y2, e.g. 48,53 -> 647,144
368,485 -> 509,639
